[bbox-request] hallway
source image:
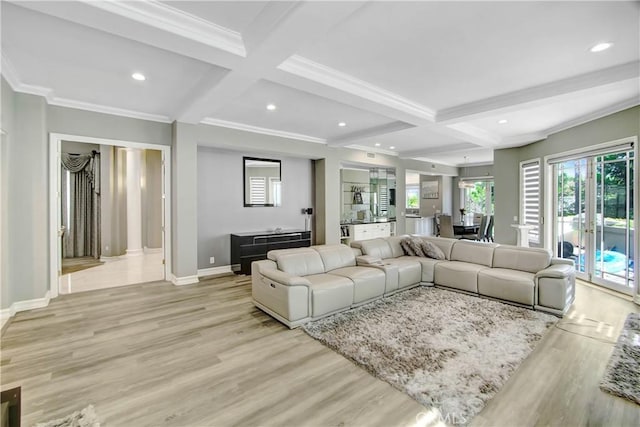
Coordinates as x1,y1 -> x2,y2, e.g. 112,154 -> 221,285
59,252 -> 164,294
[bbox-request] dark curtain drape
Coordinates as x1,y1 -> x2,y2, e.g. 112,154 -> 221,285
61,152 -> 101,258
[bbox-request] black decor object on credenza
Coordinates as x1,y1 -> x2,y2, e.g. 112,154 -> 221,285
231,230 -> 311,275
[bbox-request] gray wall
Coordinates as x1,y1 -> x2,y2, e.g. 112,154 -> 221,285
7,91 -> 49,305
197,147 -> 314,269
494,106 -> 640,245
1,75 -> 171,308
1,78 -> 15,309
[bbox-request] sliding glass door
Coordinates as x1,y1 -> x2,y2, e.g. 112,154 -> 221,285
553,148 -> 635,294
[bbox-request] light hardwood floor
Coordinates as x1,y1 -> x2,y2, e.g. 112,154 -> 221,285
1,276 -> 638,426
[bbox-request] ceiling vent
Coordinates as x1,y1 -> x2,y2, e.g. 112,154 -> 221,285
367,153 -> 375,158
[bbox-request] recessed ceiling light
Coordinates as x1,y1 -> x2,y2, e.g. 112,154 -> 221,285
590,42 -> 613,53
498,119 -> 508,124
389,146 -> 396,150
338,122 -> 346,127
131,72 -> 146,81
374,143 -> 381,147
266,104 -> 277,111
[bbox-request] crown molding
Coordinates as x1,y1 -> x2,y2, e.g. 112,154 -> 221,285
436,61 -> 640,123
327,122 -> 414,147
542,96 -> 639,138
201,118 -> 327,144
82,0 -> 246,57
50,97 -> 173,123
278,55 -> 436,122
1,53 -> 21,89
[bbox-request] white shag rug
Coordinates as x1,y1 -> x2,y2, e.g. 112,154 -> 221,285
34,405 -> 99,427
303,286 -> 557,425
600,312 -> 640,405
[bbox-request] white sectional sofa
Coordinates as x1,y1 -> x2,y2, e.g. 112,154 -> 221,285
252,236 -> 575,328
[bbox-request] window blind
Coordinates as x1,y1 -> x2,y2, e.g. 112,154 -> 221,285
249,177 -> 266,204
520,160 -> 540,244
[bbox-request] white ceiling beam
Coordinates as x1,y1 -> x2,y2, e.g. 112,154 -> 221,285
80,0 -> 246,57
177,1 -> 367,123
436,61 -> 640,123
398,143 -> 481,159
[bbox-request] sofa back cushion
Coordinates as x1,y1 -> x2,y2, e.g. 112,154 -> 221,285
313,244 -> 356,272
493,245 -> 551,273
420,237 -> 456,260
386,236 -> 406,258
351,238 -> 393,259
274,250 -> 325,276
451,241 -> 497,267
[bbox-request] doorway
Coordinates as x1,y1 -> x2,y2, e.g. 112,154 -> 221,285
552,144 -> 635,295
49,134 -> 172,298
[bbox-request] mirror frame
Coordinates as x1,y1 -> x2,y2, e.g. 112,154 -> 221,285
243,156 -> 282,207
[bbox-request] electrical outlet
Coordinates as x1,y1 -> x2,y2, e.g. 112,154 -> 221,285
209,256 -> 215,264
513,216 -> 518,222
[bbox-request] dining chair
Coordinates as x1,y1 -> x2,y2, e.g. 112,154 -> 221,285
438,215 -> 456,239
473,213 -> 483,225
485,215 -> 494,242
462,215 -> 487,240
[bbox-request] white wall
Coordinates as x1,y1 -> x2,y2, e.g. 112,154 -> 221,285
197,147 -> 314,268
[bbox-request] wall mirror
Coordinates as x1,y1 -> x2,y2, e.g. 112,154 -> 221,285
243,157 -> 282,207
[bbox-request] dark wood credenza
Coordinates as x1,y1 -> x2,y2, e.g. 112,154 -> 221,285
231,230 -> 311,275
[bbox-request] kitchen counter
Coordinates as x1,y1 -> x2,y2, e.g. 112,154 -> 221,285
340,219 -> 396,225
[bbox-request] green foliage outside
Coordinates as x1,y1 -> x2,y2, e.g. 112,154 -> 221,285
557,153 -> 634,227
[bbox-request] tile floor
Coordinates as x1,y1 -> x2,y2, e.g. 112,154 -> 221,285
59,252 -> 165,294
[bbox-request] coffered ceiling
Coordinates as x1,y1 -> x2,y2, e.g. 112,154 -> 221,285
2,1 -> 638,166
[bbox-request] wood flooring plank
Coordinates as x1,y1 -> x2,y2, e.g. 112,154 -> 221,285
1,276 -> 639,426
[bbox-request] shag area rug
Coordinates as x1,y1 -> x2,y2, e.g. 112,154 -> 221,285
303,286 -> 557,424
34,405 -> 100,427
600,312 -> 640,405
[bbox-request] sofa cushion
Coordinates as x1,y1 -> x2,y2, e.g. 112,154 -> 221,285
381,258 -> 422,289
396,256 -> 443,283
400,239 -> 416,256
274,251 -> 325,276
386,235 -> 407,258
419,237 -> 456,260
312,244 -> 356,272
351,238 -> 394,259
306,274 -> 354,317
434,261 -> 490,293
330,266 -> 386,304
478,268 -> 535,305
493,245 -> 551,273
267,247 -> 315,261
450,240 -> 497,267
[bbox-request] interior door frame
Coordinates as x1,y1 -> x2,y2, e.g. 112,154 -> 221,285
48,133 -> 172,298
544,136 -> 638,301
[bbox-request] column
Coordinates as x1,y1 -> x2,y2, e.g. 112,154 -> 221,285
125,148 -> 143,256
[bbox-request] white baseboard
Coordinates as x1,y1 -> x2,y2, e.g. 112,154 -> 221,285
1,291 -> 51,330
144,247 -> 163,254
172,274 -> 199,286
197,265 -> 233,277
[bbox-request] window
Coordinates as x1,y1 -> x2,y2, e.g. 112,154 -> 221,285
460,180 -> 494,215
520,159 -> 540,244
249,177 -> 266,204
269,177 -> 281,207
406,185 -> 419,208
